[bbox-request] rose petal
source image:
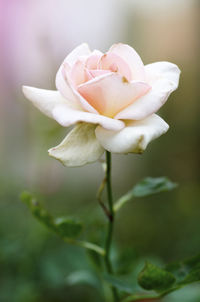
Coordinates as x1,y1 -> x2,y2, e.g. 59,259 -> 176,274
108,43 -> 145,81
56,63 -> 81,109
88,69 -> 111,78
86,50 -> 103,69
145,61 -> 181,87
48,123 -> 104,167
62,43 -> 91,67
78,73 -> 150,117
99,53 -> 132,81
115,62 -> 180,120
22,86 -> 74,118
52,104 -> 125,131
55,43 -> 91,108
61,65 -> 99,114
70,59 -> 88,87
95,114 -> 169,154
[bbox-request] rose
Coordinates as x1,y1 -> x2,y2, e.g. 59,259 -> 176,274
22,43 -> 180,167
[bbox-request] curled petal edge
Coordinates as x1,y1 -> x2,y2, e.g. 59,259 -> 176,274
95,114 -> 169,154
48,123 -> 104,167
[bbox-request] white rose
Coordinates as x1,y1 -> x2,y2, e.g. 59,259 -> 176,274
23,43 -> 180,166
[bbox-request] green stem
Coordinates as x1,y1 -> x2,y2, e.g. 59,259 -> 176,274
63,238 -> 105,256
114,191 -> 134,212
104,151 -> 119,302
97,175 -> 112,220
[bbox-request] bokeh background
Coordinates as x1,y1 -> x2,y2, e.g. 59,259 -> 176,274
0,0 -> 200,301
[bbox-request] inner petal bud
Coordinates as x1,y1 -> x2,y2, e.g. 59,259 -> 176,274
86,54 -> 102,69
99,53 -> 132,81
78,74 -> 151,118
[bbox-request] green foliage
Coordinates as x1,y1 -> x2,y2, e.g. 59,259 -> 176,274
54,217 -> 82,238
20,191 -> 56,231
114,177 -> 177,212
124,255 -> 200,302
19,184 -> 200,302
2,173 -> 200,302
138,261 -> 176,292
165,253 -> 200,285
20,191 -> 82,239
132,177 -> 177,197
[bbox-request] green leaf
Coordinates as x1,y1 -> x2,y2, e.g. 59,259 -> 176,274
138,262 -> 176,292
21,191 -> 82,239
180,268 -> 200,284
123,254 -> 200,302
132,177 -> 178,197
21,191 -> 104,255
103,274 -> 134,294
20,191 -> 33,204
20,191 -> 56,231
166,253 -> 200,285
114,177 -> 177,212
54,217 -> 82,238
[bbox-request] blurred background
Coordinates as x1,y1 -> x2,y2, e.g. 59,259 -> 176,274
0,0 -> 200,301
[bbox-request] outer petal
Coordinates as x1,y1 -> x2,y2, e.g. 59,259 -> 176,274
78,73 -> 150,117
115,62 -> 180,120
55,43 -> 91,109
56,64 -> 81,108
108,43 -> 145,81
22,86 -> 73,118
60,43 -> 91,67
48,123 -> 104,167
52,104 -> 125,131
95,114 -> 169,154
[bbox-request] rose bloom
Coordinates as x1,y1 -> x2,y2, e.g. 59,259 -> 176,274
23,43 -> 180,166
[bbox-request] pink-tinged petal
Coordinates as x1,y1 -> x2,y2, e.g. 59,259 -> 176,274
57,63 -> 99,114
49,123 -> 104,167
95,114 -> 169,154
52,104 -> 125,131
99,53 -> 132,81
22,86 -> 75,118
70,59 -> 87,86
88,69 -> 111,78
62,43 -> 91,67
86,50 -> 103,69
56,63 -> 82,110
84,68 -> 94,81
55,43 -> 91,108
62,65 -> 98,114
84,69 -> 110,82
108,43 -> 145,81
115,62 -> 180,120
78,73 -> 150,117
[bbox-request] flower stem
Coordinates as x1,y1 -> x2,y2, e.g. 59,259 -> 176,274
104,151 -> 119,302
97,175 -> 112,220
